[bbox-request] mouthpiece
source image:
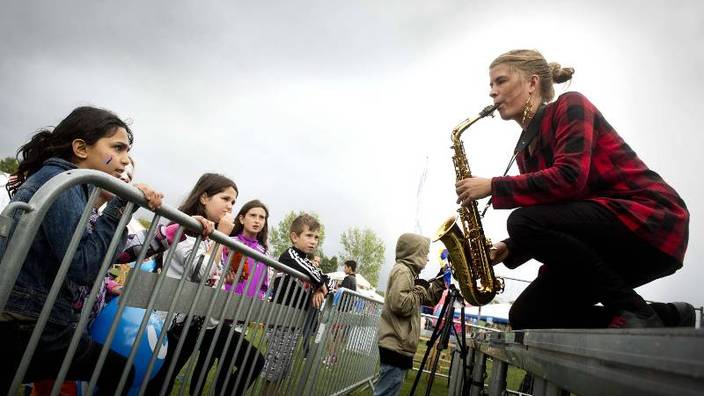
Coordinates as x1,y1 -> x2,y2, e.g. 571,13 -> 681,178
480,104 -> 498,118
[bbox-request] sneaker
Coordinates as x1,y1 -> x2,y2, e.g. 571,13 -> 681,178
518,373 -> 533,393
669,302 -> 696,327
608,310 -> 664,328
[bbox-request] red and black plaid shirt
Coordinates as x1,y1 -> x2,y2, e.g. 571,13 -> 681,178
492,92 -> 689,263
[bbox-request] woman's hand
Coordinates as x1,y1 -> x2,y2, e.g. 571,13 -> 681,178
134,183 -> 164,210
217,212 -> 235,235
192,215 -> 215,238
489,241 -> 509,265
455,177 -> 492,206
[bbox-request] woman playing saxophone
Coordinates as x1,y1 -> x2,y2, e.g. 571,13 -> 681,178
455,49 -> 690,329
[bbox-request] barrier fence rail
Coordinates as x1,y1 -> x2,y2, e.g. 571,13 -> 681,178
0,169 -> 382,395
448,326 -> 704,396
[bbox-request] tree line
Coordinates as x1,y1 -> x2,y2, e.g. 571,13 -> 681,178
269,211 -> 385,287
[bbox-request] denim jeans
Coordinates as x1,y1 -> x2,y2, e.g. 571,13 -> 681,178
373,363 -> 407,396
0,320 -> 134,396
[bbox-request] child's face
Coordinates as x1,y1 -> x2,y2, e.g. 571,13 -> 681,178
74,128 -> 131,178
119,162 -> 134,184
344,264 -> 351,274
291,225 -> 320,254
200,186 -> 237,223
239,206 -> 267,237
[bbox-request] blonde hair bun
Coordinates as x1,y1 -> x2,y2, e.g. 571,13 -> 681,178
549,62 -> 575,84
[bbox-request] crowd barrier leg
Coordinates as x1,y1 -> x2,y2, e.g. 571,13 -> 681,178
532,376 -> 546,395
448,349 -> 461,395
545,381 -> 563,396
488,358 -> 507,396
469,352 -> 486,396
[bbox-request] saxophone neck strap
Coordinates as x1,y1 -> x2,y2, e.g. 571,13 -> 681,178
513,104 -> 547,155
481,104 -> 547,218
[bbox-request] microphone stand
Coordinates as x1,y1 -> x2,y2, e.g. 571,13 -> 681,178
410,284 -> 469,396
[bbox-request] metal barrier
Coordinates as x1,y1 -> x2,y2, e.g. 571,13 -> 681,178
417,276 -> 704,396
0,169 -> 382,395
295,288 -> 383,396
447,326 -> 704,396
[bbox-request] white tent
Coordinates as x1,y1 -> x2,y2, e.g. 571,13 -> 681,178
325,271 -> 372,290
464,303 -> 511,324
325,271 -> 384,303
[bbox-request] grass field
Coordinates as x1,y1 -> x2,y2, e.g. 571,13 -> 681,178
17,324 -> 525,395
348,337 -> 526,396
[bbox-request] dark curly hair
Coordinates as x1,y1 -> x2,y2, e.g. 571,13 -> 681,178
7,106 -> 132,196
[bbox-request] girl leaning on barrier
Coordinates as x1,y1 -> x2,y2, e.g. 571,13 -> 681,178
455,49 -> 691,329
144,173 -> 265,396
183,199 -> 272,395
0,106 -> 164,394
226,199 -> 271,299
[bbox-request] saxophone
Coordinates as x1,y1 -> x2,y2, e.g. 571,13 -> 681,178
435,104 -> 503,306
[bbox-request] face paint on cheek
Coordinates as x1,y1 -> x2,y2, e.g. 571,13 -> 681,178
104,155 -> 113,165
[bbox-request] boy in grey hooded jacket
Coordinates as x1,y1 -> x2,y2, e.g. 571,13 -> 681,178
374,233 -> 445,396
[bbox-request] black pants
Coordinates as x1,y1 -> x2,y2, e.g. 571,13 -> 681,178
190,324 -> 265,395
145,320 -> 200,395
0,320 -> 134,395
506,201 -> 681,329
146,321 -> 264,395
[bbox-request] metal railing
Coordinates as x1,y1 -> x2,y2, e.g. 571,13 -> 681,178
447,322 -> 704,395
0,169 -> 382,395
290,287 -> 382,396
412,276 -> 704,396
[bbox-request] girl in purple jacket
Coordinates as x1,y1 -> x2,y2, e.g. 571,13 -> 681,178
227,199 -> 271,299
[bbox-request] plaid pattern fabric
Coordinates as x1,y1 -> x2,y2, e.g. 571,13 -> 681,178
492,92 -> 689,262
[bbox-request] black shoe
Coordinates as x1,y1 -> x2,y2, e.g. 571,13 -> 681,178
518,373 -> 533,393
669,302 -> 696,327
608,310 -> 664,328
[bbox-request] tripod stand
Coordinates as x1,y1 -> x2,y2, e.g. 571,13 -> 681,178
410,284 -> 469,396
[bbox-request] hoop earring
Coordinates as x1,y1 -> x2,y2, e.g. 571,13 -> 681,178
521,94 -> 534,126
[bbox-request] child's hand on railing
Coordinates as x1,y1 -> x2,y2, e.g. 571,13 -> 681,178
191,215 -> 215,238
311,286 -> 327,309
134,183 -> 164,210
225,269 -> 237,285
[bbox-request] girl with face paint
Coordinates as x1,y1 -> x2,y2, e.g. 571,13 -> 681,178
1,107 -> 164,393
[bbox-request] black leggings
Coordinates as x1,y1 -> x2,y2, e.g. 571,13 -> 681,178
0,320 -> 134,395
505,201 -> 681,329
146,321 -> 265,395
190,325 -> 265,395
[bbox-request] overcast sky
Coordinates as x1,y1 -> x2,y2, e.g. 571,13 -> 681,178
1,1 -> 702,305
